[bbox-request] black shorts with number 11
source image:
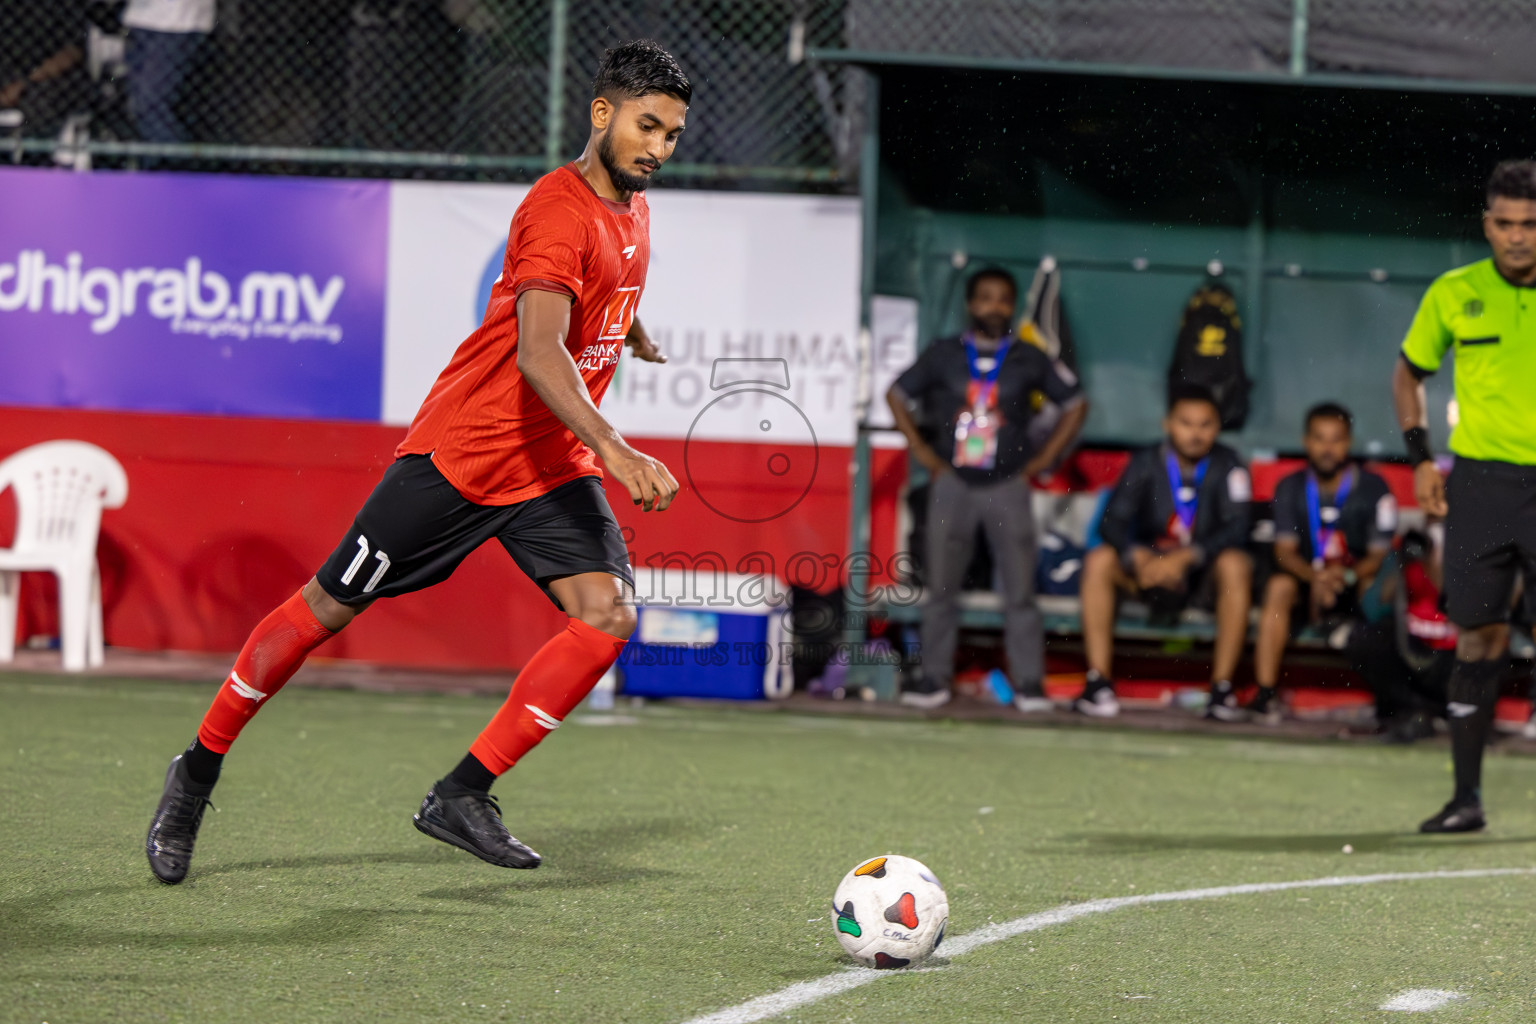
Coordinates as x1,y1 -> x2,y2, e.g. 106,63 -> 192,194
314,454 -> 634,610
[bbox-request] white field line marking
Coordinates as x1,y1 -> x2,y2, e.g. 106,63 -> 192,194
1380,989 -> 1465,1012
681,868 -> 1536,1024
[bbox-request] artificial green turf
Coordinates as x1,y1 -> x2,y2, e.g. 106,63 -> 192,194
4,673 -> 1536,1024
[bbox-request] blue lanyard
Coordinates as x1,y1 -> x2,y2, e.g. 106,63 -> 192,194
1305,468 -> 1354,565
1165,449 -> 1209,533
962,334 -> 1011,404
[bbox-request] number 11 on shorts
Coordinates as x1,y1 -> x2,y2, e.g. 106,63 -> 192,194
340,535 -> 390,594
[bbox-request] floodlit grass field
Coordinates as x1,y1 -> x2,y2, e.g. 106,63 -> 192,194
5,673 -> 1536,1023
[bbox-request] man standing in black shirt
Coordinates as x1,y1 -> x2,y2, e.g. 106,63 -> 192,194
887,267 -> 1089,710
1081,385 -> 1252,718
1246,403 -> 1396,720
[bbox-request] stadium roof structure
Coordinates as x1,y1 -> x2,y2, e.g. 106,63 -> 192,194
809,0 -> 1536,98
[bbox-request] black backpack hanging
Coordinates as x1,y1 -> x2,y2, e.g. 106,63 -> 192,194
1168,281 -> 1250,431
1018,256 -> 1080,454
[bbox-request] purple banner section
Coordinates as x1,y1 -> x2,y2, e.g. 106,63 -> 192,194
0,168 -> 388,421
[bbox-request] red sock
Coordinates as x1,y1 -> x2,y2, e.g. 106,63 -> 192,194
469,618 -> 622,776
197,589 -> 335,753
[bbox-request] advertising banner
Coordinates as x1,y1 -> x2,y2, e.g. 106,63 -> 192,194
0,169 -> 860,434
867,294 -> 920,447
0,168 -> 389,420
384,180 -> 862,445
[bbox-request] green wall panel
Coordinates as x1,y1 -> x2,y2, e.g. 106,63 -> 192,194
871,69 -> 1521,457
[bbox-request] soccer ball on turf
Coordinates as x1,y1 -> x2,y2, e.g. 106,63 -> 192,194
831,854 -> 948,968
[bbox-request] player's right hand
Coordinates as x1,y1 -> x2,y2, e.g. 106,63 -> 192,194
1311,567 -> 1345,607
604,445 -> 679,512
1136,554 -> 1179,591
1413,461 -> 1448,517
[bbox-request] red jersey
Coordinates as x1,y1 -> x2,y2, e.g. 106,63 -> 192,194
398,164 -> 651,504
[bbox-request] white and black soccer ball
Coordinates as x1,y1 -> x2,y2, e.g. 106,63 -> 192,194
831,854 -> 948,968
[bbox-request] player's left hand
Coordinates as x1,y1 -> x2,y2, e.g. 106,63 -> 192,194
602,443 -> 680,512
625,331 -> 667,363
1413,460 -> 1447,517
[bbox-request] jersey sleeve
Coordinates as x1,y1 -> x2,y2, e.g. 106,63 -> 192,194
1098,451 -> 1148,556
893,342 -> 941,400
1207,460 -> 1251,554
1045,359 -> 1084,405
1271,473 -> 1305,546
1021,346 -> 1084,406
506,189 -> 588,302
1400,279 -> 1453,373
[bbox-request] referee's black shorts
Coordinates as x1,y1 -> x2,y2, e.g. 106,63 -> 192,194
314,454 -> 634,610
1443,457 -> 1536,629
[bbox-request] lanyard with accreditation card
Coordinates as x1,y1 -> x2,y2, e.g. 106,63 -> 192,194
952,334 -> 1011,470
1163,449 -> 1209,548
1305,468 -> 1354,568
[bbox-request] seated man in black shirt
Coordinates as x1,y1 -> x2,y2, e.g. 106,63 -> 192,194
1080,384 -> 1253,719
888,267 -> 1089,710
1246,402 -> 1396,720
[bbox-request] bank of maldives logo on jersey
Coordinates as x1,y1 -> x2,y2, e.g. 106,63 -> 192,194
575,286 -> 638,372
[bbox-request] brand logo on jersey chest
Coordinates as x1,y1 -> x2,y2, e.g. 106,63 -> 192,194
601,286 -> 640,340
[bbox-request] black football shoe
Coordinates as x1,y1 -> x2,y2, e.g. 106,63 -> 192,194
413,782 -> 541,869
145,751 -> 216,885
1204,681 -> 1244,722
1073,671 -> 1120,718
1418,799 -> 1487,834
1243,685 -> 1282,725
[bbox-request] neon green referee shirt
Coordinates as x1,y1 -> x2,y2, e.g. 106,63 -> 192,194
1401,257 -> 1536,466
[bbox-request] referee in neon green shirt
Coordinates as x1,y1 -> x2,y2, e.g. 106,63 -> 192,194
1393,160 -> 1536,833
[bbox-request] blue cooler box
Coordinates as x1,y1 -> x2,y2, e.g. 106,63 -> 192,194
617,569 -> 791,701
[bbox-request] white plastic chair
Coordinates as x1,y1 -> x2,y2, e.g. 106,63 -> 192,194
0,441 -> 129,671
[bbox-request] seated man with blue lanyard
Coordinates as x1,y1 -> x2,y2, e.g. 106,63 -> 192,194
1246,402 -> 1396,721
1079,384 -> 1253,719
887,266 -> 1088,711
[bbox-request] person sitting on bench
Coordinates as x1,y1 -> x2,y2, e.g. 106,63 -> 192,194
1246,402 -> 1396,721
1079,384 -> 1252,719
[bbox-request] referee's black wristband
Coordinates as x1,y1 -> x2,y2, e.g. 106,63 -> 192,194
1403,426 -> 1433,466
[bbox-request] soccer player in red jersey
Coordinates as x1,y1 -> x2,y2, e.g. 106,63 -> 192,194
146,41 -> 690,883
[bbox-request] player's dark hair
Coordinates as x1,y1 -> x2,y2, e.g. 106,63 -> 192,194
1166,382 -> 1220,416
1305,401 -> 1353,434
592,39 -> 692,105
965,266 -> 1017,303
1487,160 -> 1536,206
1302,399 -> 1351,432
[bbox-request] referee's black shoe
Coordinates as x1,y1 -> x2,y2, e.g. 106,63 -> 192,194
413,782 -> 541,869
1418,799 -> 1486,834
145,750 -> 216,885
